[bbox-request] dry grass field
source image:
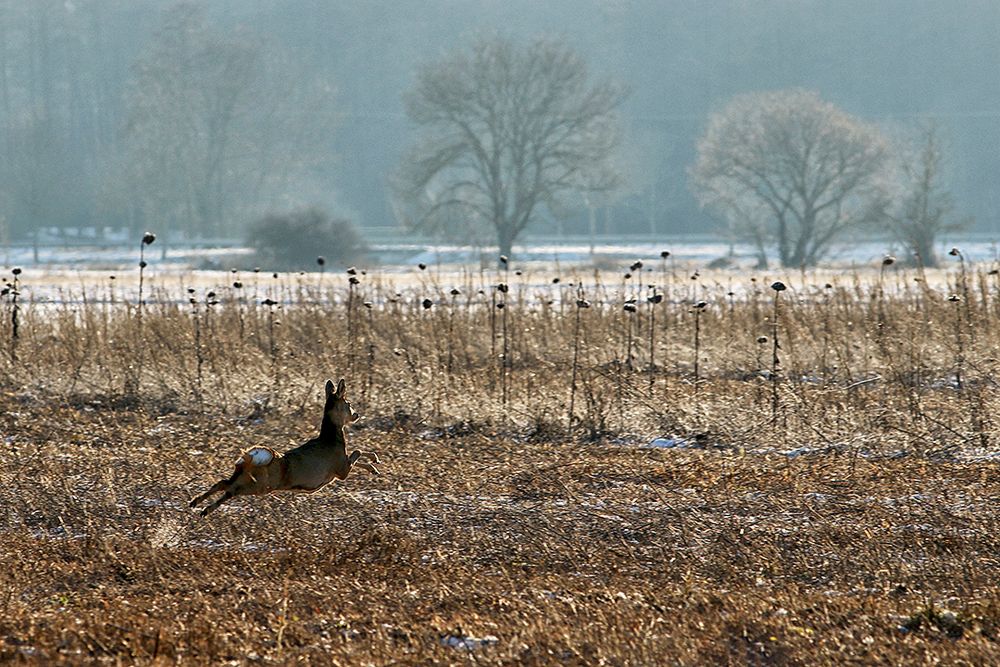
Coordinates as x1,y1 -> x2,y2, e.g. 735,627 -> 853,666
2,259 -> 999,664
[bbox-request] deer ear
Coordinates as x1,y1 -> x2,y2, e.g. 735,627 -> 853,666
336,378 -> 346,397
325,379 -> 335,397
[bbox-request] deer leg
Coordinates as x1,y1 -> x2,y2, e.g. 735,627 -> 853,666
334,450 -> 363,480
199,491 -> 234,517
189,479 -> 230,508
359,451 -> 381,465
355,461 -> 381,475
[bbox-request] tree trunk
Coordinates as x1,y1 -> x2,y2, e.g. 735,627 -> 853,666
497,226 -> 514,268
914,230 -> 938,268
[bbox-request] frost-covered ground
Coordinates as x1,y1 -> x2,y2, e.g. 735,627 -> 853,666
3,236 -> 998,309
3,235 -> 999,273
4,392 -> 999,664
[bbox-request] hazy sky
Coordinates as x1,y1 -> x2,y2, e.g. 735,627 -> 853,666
1,0 -> 998,237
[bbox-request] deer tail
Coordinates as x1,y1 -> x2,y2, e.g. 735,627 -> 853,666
233,447 -> 277,479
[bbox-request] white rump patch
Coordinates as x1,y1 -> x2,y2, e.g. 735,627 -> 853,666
246,447 -> 274,466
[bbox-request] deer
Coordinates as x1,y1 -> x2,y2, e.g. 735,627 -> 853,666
189,378 -> 380,516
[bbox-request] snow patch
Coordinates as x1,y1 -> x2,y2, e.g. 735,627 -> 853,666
642,437 -> 694,449
440,634 -> 499,651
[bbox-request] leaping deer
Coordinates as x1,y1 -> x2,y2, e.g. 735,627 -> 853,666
190,378 -> 380,516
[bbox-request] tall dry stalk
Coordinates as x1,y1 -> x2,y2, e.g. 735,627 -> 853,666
769,281 -> 786,421
7,267 -> 21,365
447,288 -> 459,376
263,296 -> 279,402
692,300 -> 707,391
188,289 -> 204,409
876,255 -> 895,339
346,268 -> 360,377
131,232 -> 156,395
567,289 -> 589,437
497,282 -> 510,411
647,289 -> 662,396
623,300 -> 637,369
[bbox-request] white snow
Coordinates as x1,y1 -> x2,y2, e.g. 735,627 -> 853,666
440,634 -> 499,651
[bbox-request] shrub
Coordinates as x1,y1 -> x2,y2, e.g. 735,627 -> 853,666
247,208 -> 367,270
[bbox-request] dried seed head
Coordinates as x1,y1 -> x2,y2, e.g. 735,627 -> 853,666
450,288 -> 460,296
363,301 -> 373,309
109,275 -> 116,280
515,270 -> 522,276
499,255 -> 508,265
756,335 -> 768,344
233,281 -> 243,289
254,267 -> 261,273
624,273 -> 632,280
349,276 -> 360,285
623,303 -> 637,313
346,266 -> 357,275
422,298 -> 433,309
989,269 -> 999,275
206,291 -> 216,299
261,298 -> 277,306
948,294 -> 961,302
12,267 -> 22,276
824,283 -> 833,289
648,293 -> 664,304
316,256 -> 326,266
576,299 -> 590,308
694,300 -> 708,309
552,277 -> 560,284
139,260 -> 147,269
497,282 -> 509,293
231,268 -> 237,274
630,260 -> 643,272
496,302 -> 505,309
948,247 -> 960,256
882,255 -> 895,266
660,250 -> 670,259
418,263 -> 427,270
771,281 -> 786,292
142,232 -> 156,245
272,273 -> 278,279
187,288 -> 195,294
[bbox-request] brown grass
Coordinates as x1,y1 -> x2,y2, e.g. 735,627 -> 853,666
1,262 -> 999,664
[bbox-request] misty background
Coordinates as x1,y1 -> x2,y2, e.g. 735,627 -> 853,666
1,0 -> 998,251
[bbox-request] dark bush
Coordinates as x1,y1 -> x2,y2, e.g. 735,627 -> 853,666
247,208 -> 366,271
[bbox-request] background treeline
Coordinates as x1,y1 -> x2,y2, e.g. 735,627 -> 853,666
0,0 -> 998,242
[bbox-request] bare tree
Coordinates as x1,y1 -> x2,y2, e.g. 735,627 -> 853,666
889,123 -> 967,268
690,89 -> 890,268
393,34 -> 626,262
119,3 -> 338,238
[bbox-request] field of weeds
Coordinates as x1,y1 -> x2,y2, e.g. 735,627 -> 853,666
2,257 -> 1000,664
